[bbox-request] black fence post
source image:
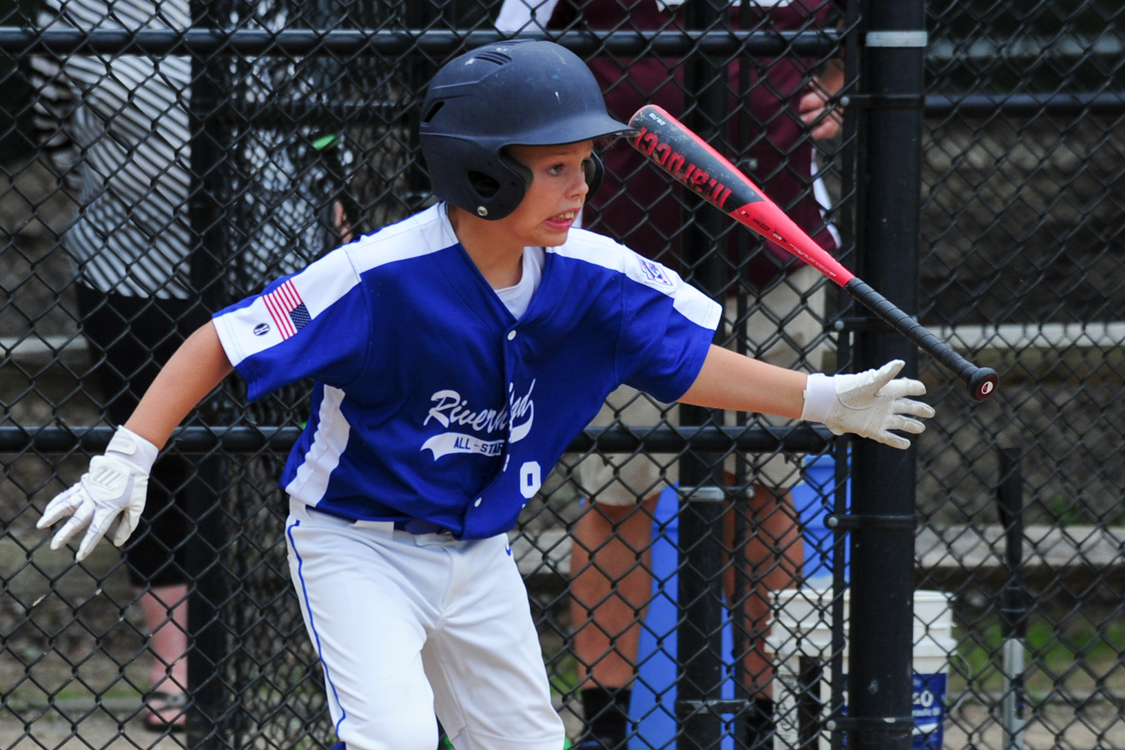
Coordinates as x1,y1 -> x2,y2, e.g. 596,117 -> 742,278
187,0 -> 233,743
842,1 -> 926,750
996,447 -> 1026,750
676,0 -> 736,747
676,485 -> 731,750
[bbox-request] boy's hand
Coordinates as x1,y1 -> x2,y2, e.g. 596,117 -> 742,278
37,427 -> 158,561
800,360 -> 936,450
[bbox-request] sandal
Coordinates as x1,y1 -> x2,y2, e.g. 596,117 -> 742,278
143,690 -> 188,733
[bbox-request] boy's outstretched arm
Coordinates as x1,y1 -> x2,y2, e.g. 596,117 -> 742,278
679,344 -> 936,450
125,322 -> 235,448
37,322 -> 234,560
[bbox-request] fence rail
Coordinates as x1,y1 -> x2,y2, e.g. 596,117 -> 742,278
0,27 -> 841,55
0,425 -> 834,454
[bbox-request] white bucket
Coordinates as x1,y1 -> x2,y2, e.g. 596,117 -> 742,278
768,589 -> 955,750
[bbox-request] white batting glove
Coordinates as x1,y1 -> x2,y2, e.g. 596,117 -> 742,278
37,426 -> 158,561
799,360 -> 936,450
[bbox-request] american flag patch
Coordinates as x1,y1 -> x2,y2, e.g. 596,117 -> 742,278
639,258 -> 674,288
262,279 -> 310,340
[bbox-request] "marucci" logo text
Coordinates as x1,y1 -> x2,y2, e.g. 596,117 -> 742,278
632,126 -> 733,208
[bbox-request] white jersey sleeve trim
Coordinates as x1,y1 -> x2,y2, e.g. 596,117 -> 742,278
346,203 -> 460,275
213,248 -> 361,367
214,205 -> 459,367
552,229 -> 722,331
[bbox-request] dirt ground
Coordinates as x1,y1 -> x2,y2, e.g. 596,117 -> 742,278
944,700 -> 1125,750
3,687 -> 1122,750
1,699 -> 187,750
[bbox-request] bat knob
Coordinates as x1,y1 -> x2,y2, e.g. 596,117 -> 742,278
968,367 -> 999,401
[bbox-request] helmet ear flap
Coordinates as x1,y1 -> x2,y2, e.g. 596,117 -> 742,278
475,152 -> 530,218
584,152 -> 605,195
502,154 -> 533,194
501,151 -> 604,205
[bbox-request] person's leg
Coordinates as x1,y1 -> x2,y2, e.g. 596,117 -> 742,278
127,461 -> 193,729
140,584 -> 189,689
724,485 -> 804,748
285,502 -> 442,750
570,496 -> 657,749
137,583 -> 190,726
76,287 -> 196,729
127,441 -> 193,723
568,387 -> 677,749
424,533 -> 565,750
570,498 -> 657,689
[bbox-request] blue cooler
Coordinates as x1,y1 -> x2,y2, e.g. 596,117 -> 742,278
628,485 -> 736,750
629,453 -> 851,749
790,453 -> 850,586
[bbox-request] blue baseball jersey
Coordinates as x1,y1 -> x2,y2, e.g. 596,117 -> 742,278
213,204 -> 721,539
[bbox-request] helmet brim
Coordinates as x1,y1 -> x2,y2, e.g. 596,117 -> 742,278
503,111 -> 634,149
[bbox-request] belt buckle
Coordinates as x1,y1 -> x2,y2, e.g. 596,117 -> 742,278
394,519 -> 449,536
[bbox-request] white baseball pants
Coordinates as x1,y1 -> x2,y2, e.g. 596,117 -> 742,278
285,499 -> 565,750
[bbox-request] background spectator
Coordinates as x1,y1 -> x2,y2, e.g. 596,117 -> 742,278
497,2 -> 844,748
29,0 -> 355,730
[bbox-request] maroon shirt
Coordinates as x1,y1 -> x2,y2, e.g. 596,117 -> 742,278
550,0 -> 840,289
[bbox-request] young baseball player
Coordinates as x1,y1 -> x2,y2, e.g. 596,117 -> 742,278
36,40 -> 934,750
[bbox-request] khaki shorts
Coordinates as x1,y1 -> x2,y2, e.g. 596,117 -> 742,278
572,265 -> 831,505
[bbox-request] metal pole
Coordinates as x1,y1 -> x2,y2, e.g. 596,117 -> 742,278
676,486 -> 733,750
838,1 -> 926,750
830,4 -> 862,747
187,0 -> 233,743
677,0 -> 734,747
404,0 -> 437,214
996,447 -> 1026,750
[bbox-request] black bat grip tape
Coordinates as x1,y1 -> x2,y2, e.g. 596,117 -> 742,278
844,278 -> 998,401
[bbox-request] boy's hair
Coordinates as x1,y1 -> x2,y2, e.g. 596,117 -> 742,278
419,40 -> 631,221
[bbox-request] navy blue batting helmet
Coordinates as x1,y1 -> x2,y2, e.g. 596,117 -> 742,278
419,40 -> 631,220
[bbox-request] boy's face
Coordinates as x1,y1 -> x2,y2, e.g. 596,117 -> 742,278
501,141 -> 594,248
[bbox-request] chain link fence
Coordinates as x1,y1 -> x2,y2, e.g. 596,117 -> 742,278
919,2 -> 1125,750
1,0 -> 1123,748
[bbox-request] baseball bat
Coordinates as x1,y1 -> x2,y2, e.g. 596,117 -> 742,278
628,104 -> 998,402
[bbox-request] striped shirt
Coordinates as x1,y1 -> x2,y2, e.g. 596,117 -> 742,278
30,0 -> 344,299
30,0 -> 194,298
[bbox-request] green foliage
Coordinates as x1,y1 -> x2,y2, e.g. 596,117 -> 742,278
1043,494 -> 1087,526
952,611 -> 1125,702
